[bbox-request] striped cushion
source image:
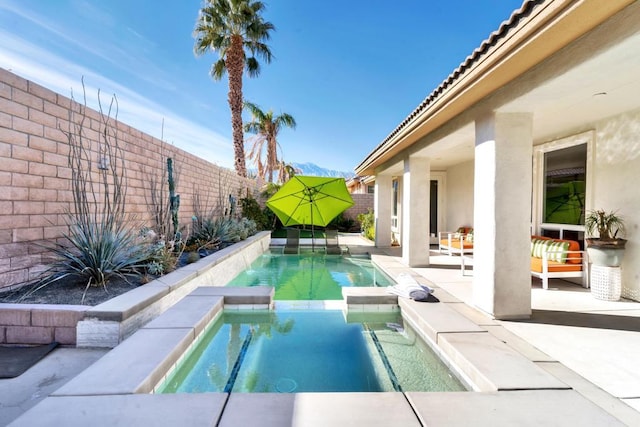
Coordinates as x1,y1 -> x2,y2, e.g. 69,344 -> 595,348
531,239 -> 550,258
531,239 -> 570,263
545,241 -> 570,263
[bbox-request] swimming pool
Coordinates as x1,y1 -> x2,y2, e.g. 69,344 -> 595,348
155,310 -> 465,393
226,252 -> 393,300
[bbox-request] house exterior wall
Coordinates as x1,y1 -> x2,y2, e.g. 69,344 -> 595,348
592,109 -> 640,300
0,68 -> 256,291
445,160 -> 475,231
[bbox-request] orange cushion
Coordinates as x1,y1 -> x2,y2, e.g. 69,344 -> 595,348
441,239 -> 473,249
531,235 -> 581,264
531,257 -> 583,273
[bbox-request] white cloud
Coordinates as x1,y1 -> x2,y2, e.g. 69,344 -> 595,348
0,30 -> 235,169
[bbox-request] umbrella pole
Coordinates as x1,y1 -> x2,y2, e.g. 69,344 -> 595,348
311,201 -> 315,252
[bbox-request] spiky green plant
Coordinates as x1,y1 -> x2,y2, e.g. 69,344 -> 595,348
31,219 -> 153,302
29,81 -> 152,304
585,209 -> 625,240
189,217 -> 231,250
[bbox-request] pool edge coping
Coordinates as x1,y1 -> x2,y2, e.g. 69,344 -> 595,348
9,250 -> 632,426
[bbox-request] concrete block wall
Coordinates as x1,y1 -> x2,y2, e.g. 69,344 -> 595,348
0,68 -> 255,291
0,303 -> 87,345
346,193 -> 374,222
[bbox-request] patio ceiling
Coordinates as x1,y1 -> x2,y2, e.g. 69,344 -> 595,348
361,0 -> 640,176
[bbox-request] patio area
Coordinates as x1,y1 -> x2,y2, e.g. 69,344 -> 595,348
2,234 -> 639,426
348,234 -> 640,422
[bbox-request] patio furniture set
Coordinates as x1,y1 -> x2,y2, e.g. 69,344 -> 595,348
438,228 -> 588,289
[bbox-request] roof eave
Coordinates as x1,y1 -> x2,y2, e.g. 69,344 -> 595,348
354,0 -> 635,176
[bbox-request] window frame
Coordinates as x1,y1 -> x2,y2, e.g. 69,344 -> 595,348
532,131 -> 594,238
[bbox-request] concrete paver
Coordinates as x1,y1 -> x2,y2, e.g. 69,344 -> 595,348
53,328 -> 193,396
399,298 -> 485,343
407,390 -> 625,427
3,236 -> 639,425
142,295 -> 222,335
219,392 -> 421,427
438,332 -> 569,391
537,361 -> 640,426
8,393 -> 227,427
0,348 -> 107,427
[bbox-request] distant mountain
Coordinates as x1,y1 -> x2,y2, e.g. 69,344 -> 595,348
291,162 -> 355,179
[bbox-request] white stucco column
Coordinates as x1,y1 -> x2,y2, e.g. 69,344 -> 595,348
402,156 -> 430,266
374,174 -> 392,248
473,113 -> 532,319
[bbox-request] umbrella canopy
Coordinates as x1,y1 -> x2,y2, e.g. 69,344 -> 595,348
266,176 -> 354,227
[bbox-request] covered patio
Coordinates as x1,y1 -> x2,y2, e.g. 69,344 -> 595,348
355,0 -> 640,319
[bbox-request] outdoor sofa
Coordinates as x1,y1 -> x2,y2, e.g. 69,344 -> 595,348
438,227 -> 474,256
530,235 -> 588,290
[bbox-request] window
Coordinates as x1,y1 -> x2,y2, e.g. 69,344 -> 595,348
392,179 -> 398,217
537,141 -> 589,245
543,144 -> 586,226
391,179 -> 399,229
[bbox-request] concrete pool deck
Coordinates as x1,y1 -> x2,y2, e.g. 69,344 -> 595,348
3,233 -> 640,426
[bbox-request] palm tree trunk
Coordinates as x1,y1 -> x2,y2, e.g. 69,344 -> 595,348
267,134 -> 277,183
227,35 -> 247,177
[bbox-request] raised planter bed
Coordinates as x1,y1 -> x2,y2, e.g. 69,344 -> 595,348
0,231 -> 271,347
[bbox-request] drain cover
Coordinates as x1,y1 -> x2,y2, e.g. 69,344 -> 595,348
275,378 -> 297,393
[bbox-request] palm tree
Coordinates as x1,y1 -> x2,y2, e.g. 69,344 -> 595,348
243,101 -> 296,183
277,161 -> 298,183
193,0 -> 274,178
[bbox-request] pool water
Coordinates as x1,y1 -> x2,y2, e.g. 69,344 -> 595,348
156,310 -> 465,394
226,252 -> 393,300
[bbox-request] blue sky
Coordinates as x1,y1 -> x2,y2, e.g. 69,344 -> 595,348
0,0 -> 524,173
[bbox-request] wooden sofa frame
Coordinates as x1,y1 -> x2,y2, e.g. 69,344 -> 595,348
438,231 -> 473,256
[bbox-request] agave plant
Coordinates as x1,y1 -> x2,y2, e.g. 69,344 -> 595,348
31,217 -> 153,303
189,217 -> 231,250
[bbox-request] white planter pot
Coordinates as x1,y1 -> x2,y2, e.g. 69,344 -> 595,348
586,246 -> 625,267
590,265 -> 621,301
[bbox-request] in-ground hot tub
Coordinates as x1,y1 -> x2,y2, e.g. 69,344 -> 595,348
155,309 -> 466,394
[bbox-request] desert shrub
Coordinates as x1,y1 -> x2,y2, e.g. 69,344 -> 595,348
144,234 -> 181,276
328,213 -> 356,232
357,209 -> 375,241
224,217 -> 258,243
188,217 -> 230,250
32,82 -> 152,302
239,195 -> 270,229
35,219 -> 153,299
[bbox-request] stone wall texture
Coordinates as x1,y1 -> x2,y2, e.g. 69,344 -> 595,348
347,193 -> 374,221
0,68 -> 256,291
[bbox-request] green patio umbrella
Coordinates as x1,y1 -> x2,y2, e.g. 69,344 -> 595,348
266,176 -> 354,249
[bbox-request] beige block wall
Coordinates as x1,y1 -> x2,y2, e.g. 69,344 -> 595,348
0,68 -> 256,291
347,193 -> 374,222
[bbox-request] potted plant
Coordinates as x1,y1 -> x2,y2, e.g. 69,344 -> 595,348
585,209 -> 626,267
585,209 -> 626,301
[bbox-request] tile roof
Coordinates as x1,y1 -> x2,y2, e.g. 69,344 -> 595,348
364,0 -> 545,162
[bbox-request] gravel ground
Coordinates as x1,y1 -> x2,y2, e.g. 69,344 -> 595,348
0,275 -> 147,306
